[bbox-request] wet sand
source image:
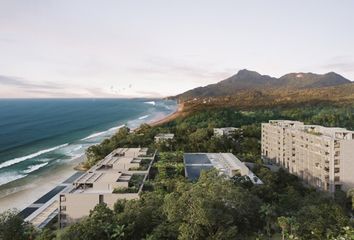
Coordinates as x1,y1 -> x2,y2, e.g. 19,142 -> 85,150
0,103 -> 182,213
0,155 -> 85,212
148,102 -> 184,127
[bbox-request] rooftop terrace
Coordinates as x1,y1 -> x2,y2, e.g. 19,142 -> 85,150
184,153 -> 262,184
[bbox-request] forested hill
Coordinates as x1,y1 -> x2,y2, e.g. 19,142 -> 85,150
175,69 -> 352,101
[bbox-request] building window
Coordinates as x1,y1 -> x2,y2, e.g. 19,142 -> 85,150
99,194 -> 104,204
335,185 -> 342,191
60,195 -> 66,202
334,176 -> 340,182
60,206 -> 66,211
334,168 -> 340,173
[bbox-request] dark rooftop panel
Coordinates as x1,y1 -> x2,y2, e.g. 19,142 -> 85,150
184,154 -> 211,165
19,207 -> 38,219
185,165 -> 213,181
33,186 -> 66,204
62,171 -> 85,184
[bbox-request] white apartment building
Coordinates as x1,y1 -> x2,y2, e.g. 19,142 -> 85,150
213,127 -> 239,137
262,120 -> 354,192
59,148 -> 155,227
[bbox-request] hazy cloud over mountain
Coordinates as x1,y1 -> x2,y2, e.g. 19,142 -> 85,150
0,0 -> 353,98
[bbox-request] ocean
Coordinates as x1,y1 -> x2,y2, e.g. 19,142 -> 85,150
0,98 -> 177,188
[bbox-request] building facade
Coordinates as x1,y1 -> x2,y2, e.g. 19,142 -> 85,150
59,148 -> 155,227
261,120 -> 354,192
154,133 -> 174,143
213,127 -> 239,137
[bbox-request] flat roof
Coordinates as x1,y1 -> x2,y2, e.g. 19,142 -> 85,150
74,171 -> 124,185
266,120 -> 354,139
185,165 -> 213,181
68,147 -> 152,195
155,133 -> 174,138
184,153 -> 211,165
33,186 -> 66,204
214,127 -> 238,130
184,153 -> 262,184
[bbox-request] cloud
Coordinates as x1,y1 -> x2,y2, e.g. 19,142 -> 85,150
0,75 -> 89,98
323,62 -> 354,72
25,89 -> 80,98
0,38 -> 15,43
321,56 -> 354,76
0,75 -> 60,89
0,74 -> 161,98
135,90 -> 164,98
129,56 -> 234,83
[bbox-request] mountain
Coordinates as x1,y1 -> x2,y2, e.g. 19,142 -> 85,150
277,72 -> 350,88
179,83 -> 354,113
176,69 -> 351,100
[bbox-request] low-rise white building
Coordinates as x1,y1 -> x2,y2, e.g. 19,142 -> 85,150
213,127 -> 239,137
154,133 -> 174,143
184,153 -> 262,184
59,148 -> 155,227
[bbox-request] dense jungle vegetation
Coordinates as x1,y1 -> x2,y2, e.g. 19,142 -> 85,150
2,104 -> 354,240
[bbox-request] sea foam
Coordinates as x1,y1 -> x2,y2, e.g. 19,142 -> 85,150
0,173 -> 28,186
22,162 -> 49,174
144,101 -> 156,106
0,143 -> 68,169
81,131 -> 107,140
138,115 -> 150,120
82,124 -> 125,140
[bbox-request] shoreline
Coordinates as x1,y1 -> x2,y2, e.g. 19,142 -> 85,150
0,155 -> 85,212
0,100 -> 184,213
147,102 -> 184,127
0,101 -> 181,212
74,102 -> 183,171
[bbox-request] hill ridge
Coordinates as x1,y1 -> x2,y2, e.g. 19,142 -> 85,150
176,69 -> 351,100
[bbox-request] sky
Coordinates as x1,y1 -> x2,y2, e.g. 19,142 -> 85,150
0,0 -> 354,98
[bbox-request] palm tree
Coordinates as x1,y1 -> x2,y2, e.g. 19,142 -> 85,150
260,203 -> 276,239
277,216 -> 289,240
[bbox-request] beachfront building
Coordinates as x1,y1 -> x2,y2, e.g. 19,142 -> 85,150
183,153 -> 262,184
58,148 -> 155,227
213,127 -> 240,137
261,120 -> 354,192
154,133 -> 174,143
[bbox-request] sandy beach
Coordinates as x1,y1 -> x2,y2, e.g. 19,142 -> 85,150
0,102 -> 181,213
148,102 -> 184,127
0,155 -> 85,212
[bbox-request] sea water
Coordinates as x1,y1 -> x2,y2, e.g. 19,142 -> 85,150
0,98 -> 176,187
